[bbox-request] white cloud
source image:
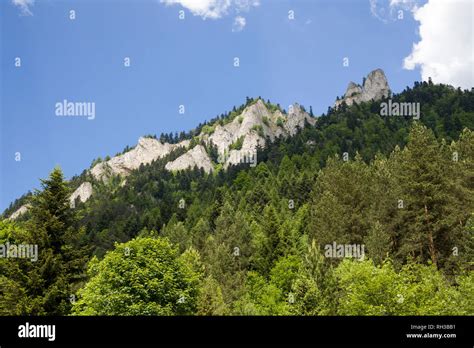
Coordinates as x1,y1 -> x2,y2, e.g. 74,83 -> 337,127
370,0 -> 417,23
160,0 -> 259,19
11,0 -> 35,16
403,0 -> 473,89
233,0 -> 260,13
232,16 -> 246,32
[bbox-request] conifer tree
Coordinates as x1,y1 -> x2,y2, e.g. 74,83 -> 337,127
392,124 -> 467,268
1,168 -> 88,314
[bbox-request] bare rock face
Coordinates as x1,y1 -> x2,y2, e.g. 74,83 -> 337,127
72,137 -> 190,205
8,204 -> 30,220
363,69 -> 391,101
335,69 -> 390,108
209,100 -> 271,154
208,99 -> 315,168
5,99 -> 317,214
225,132 -> 263,167
70,182 -> 93,208
285,103 -> 316,136
165,145 -> 214,173
345,82 -> 363,98
91,137 -> 190,180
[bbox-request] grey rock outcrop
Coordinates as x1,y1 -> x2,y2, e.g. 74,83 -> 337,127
165,145 -> 214,173
335,69 -> 390,108
285,102 -> 316,136
207,99 -> 315,168
9,181 -> 94,218
208,100 -> 271,154
8,204 -> 30,220
68,137 -> 190,206
70,182 -> 93,208
91,137 -> 190,180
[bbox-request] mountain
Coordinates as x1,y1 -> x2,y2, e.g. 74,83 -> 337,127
7,95 -> 317,219
4,69 -> 472,227
2,71 -> 473,317
335,69 -> 390,108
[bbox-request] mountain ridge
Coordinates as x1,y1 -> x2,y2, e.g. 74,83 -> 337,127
5,68 -> 395,219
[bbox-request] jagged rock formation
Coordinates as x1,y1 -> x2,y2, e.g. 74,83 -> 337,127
66,138 -> 190,207
9,98 -> 316,214
90,137 -> 190,180
165,145 -> 214,173
284,102 -> 316,135
68,99 -> 315,202
5,72 -> 395,217
335,69 -> 390,108
208,100 -> 276,154
8,204 -> 30,220
206,99 -> 315,167
70,182 -> 93,208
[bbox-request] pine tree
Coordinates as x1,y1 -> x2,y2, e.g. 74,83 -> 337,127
162,220 -> 191,253
3,168 -> 89,314
392,124 -> 468,268
204,202 -> 252,304
365,221 -> 391,265
291,240 -> 338,315
197,276 -> 228,315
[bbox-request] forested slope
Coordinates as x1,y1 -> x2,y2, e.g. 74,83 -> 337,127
1,81 -> 473,315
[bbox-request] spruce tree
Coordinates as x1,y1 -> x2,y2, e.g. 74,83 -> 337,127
24,167 -> 88,314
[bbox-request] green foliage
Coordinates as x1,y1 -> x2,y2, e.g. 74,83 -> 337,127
365,221 -> 391,265
72,237 -> 202,315
290,240 -> 338,315
162,218 -> 192,253
201,124 -> 215,135
251,124 -> 264,137
196,276 -> 228,315
0,168 -> 89,315
262,100 -> 282,114
335,259 -> 465,315
270,255 -> 302,294
204,202 -> 252,305
229,136 -> 244,151
276,117 -> 285,127
233,271 -> 290,315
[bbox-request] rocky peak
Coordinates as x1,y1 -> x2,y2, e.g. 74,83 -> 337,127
345,82 -> 363,98
285,103 -> 314,136
335,69 -> 390,108
208,99 -> 315,168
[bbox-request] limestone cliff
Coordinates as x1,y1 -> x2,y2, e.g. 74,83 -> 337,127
335,69 -> 390,108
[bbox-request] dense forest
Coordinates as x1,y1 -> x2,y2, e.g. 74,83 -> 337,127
1,81 -> 473,315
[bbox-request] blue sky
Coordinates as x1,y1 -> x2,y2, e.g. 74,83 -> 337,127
0,0 -> 458,210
